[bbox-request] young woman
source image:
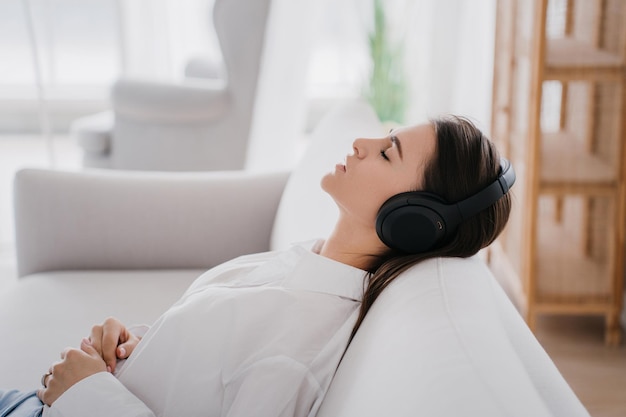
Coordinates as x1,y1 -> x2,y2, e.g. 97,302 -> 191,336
0,115 -> 512,417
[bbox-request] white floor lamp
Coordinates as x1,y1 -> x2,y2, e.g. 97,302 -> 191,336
22,0 -> 56,168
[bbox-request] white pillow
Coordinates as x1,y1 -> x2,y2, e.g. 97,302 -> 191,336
270,100 -> 384,250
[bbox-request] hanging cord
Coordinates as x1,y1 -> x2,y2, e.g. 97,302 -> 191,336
22,0 -> 56,168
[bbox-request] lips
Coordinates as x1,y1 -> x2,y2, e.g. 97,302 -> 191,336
335,154 -> 352,173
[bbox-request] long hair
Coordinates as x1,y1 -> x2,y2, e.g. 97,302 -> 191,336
348,115 -> 512,344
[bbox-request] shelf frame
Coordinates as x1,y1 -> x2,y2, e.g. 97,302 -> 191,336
490,0 -> 626,345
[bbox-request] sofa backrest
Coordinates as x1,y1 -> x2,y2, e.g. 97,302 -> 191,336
317,256 -> 590,417
269,101 -> 384,250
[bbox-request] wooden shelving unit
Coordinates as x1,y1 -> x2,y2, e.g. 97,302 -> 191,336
490,0 -> 626,345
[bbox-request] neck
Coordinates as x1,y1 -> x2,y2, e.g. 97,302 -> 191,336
319,216 -> 387,271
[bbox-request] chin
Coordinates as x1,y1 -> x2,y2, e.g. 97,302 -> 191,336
320,172 -> 333,193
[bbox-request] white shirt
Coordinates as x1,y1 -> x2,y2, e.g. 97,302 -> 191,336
44,241 -> 365,417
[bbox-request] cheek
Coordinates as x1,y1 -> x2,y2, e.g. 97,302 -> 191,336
361,170 -> 407,200
322,165 -> 415,224
354,178 -> 404,222
322,174 -> 376,217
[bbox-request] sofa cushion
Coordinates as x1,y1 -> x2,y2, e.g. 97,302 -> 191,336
317,256 -> 590,417
0,269 -> 202,390
270,101 -> 384,250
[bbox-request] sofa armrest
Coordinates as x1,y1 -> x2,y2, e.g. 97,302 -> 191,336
112,78 -> 230,123
184,56 -> 223,79
14,169 -> 289,277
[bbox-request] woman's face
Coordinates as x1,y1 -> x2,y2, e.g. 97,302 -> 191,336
322,123 -> 437,228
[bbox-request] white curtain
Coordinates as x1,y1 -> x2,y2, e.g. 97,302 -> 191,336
303,0 -> 497,133
404,0 -> 496,132
117,0 -> 218,80
245,0 -> 322,171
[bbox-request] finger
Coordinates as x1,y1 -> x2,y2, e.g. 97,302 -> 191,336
60,347 -> 72,360
116,337 -> 139,359
37,388 -> 46,404
38,376 -> 57,406
78,338 -> 112,374
81,338 -> 98,356
89,324 -> 104,357
101,320 -> 124,372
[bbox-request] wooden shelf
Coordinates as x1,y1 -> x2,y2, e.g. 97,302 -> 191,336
539,132 -> 618,194
534,198 -> 612,300
536,246 -> 611,299
545,38 -> 624,81
491,0 -> 626,345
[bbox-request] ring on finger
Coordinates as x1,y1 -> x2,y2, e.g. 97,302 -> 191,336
41,372 -> 52,388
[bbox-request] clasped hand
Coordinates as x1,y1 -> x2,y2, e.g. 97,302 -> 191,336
38,317 -> 141,406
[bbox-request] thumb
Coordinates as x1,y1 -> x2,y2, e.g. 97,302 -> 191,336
116,339 -> 138,359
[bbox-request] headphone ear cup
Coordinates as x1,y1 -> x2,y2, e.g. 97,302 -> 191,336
376,193 -> 448,253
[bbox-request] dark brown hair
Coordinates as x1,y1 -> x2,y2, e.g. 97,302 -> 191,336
349,115 -> 512,343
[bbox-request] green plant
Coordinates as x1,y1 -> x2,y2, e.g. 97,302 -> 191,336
366,0 -> 408,124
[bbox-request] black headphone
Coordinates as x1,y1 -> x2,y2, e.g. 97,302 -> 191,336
375,157 -> 515,254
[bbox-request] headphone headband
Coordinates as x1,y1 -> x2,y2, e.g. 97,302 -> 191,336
375,157 -> 515,253
456,157 -> 515,221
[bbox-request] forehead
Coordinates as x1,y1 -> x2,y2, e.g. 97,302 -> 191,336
393,123 -> 437,164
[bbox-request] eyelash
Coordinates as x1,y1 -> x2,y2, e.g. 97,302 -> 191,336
380,149 -> 390,161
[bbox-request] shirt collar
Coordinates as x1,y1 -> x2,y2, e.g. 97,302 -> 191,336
282,240 -> 366,302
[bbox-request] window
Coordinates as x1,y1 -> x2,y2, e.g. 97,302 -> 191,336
0,0 -> 121,100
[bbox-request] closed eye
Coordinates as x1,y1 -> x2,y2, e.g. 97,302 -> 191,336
380,149 -> 390,161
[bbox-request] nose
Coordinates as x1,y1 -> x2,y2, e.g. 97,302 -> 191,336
352,138 -> 369,158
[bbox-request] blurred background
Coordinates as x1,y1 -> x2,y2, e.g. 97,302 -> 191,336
0,0 -> 496,252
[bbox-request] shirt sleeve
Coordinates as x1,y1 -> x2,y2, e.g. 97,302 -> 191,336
43,372 -> 155,417
222,356 -> 323,417
128,324 -> 150,338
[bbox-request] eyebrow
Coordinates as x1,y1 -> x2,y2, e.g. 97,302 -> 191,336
391,135 -> 403,160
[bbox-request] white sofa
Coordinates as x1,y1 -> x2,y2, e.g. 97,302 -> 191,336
0,102 -> 590,416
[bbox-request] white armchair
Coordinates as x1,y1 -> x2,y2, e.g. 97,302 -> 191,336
1,102 -> 590,416
72,0 -> 314,171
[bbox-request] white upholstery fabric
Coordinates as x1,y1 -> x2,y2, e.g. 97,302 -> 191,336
184,57 -> 223,80
71,111 -> 113,169
317,257 -> 590,417
71,111 -> 113,154
0,270 -> 202,390
13,169 -> 287,277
